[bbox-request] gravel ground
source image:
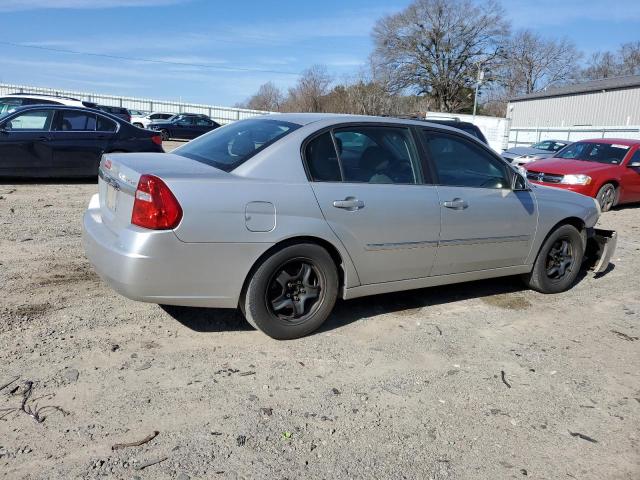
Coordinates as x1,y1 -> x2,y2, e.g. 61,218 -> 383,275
0,164 -> 639,479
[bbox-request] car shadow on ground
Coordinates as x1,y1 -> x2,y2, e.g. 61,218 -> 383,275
161,262 -> 614,337
612,201 -> 640,211
0,178 -> 97,185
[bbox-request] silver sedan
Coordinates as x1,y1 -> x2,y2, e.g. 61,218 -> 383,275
83,114 -> 616,339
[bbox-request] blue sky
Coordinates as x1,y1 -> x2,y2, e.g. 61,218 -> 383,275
1,0 -> 639,107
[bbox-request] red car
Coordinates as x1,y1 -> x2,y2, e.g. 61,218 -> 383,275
525,138 -> 640,211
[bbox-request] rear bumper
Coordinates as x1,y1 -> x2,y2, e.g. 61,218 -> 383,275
586,228 -> 618,274
82,196 -> 271,309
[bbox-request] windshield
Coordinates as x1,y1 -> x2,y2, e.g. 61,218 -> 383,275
0,97 -> 24,116
532,141 -> 565,151
556,141 -> 630,164
174,118 -> 301,172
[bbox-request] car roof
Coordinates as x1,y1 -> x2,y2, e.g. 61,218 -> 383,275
579,138 -> 640,146
2,93 -> 85,105
1,104 -> 125,122
261,112 -> 479,129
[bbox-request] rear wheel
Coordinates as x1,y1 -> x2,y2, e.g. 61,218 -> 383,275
522,224 -> 584,293
596,183 -> 617,212
133,122 -> 143,128
241,243 -> 338,340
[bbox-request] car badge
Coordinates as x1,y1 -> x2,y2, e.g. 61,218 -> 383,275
537,173 -> 544,181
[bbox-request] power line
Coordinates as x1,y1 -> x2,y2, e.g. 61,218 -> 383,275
0,40 -> 301,77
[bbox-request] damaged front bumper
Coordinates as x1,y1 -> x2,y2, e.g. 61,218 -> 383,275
586,228 -> 618,274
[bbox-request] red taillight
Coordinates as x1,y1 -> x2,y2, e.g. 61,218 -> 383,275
131,175 -> 182,230
151,134 -> 162,146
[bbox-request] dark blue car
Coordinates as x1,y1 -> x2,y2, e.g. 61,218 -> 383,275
149,113 -> 221,141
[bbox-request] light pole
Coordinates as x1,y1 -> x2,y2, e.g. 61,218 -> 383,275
472,67 -> 484,121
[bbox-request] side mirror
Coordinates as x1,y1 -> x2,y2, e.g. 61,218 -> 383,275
0,123 -> 10,134
628,161 -> 640,168
512,170 -> 530,191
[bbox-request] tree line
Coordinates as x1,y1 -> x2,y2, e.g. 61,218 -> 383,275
239,0 -> 640,117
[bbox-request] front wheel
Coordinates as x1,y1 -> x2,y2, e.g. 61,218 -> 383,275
160,129 -> 170,141
596,183 -> 617,212
522,224 -> 584,294
241,243 -> 338,340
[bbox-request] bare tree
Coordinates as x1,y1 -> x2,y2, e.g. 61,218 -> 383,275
582,42 -> 640,80
583,51 -> 621,80
243,81 -> 284,111
282,65 -> 332,112
619,41 -> 640,75
372,0 -> 509,112
500,30 -> 581,95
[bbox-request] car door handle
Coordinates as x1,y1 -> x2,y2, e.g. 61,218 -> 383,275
442,198 -> 468,210
333,198 -> 365,211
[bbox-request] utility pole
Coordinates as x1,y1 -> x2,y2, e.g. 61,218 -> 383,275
472,67 -> 484,122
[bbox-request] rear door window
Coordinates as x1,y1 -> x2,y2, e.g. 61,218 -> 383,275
334,126 -> 421,184
53,110 -> 97,131
96,115 -> 117,132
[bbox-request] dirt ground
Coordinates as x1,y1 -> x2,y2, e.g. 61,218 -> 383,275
1,153 -> 639,479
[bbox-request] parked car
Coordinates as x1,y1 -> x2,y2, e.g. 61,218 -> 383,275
128,109 -> 148,117
423,118 -> 489,145
525,138 -> 640,211
0,93 -> 97,116
0,105 -> 163,177
503,140 -> 572,166
83,114 -> 616,339
148,113 -> 221,140
131,112 -> 175,129
396,115 -> 489,145
96,105 -> 131,123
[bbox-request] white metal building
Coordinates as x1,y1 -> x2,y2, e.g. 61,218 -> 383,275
506,75 -> 640,148
507,75 -> 640,128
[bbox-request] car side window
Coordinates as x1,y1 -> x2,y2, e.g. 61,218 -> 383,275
305,132 -> 342,182
53,110 -> 97,131
96,116 -> 117,132
334,126 -> 420,184
6,110 -> 54,131
177,117 -> 193,126
422,131 -> 509,189
195,118 -> 212,126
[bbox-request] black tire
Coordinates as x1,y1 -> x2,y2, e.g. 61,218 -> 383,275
596,183 -> 617,212
241,243 -> 338,340
522,224 -> 584,294
160,129 -> 170,141
133,122 -> 143,128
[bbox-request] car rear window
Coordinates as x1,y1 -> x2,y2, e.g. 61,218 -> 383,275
173,118 -> 300,172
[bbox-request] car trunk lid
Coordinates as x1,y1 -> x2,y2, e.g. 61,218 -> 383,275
98,152 -> 229,234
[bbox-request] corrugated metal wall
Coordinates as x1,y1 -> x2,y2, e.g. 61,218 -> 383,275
0,83 -> 270,124
507,88 -> 640,128
507,125 -> 640,148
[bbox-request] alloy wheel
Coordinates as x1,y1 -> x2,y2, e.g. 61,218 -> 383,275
545,238 -> 574,279
266,259 -> 323,322
598,185 -> 615,211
